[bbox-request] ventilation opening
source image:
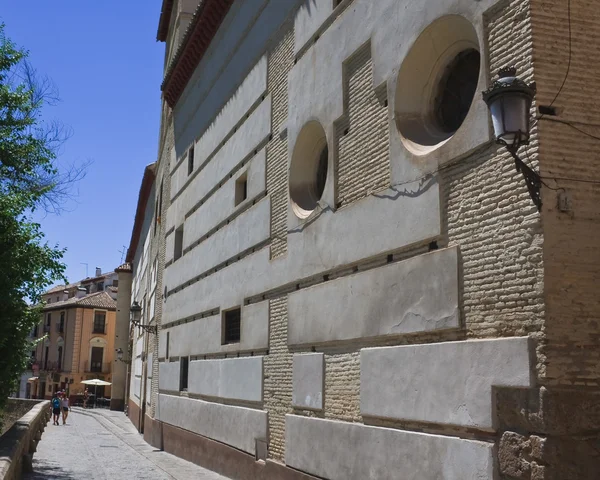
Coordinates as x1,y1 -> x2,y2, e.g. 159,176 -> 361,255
222,307 -> 241,344
235,172 -> 248,206
395,15 -> 481,155
179,356 -> 189,391
187,145 -> 195,175
174,225 -> 184,261
289,121 -> 329,218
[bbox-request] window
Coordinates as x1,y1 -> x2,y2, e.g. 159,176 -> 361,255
179,356 -> 189,391
46,314 -> 51,326
155,180 -> 163,236
59,312 -> 65,333
44,346 -> 49,369
174,225 -> 184,261
113,279 -> 119,287
57,346 -> 63,370
434,49 -> 480,134
222,307 -> 241,344
395,15 -> 481,153
166,331 -> 170,359
235,172 -> 248,206
187,145 -> 195,175
289,121 -> 329,218
93,311 -> 106,334
97,281 -> 104,292
33,325 -> 38,337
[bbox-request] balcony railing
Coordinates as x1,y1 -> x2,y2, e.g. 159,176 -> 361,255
84,362 -> 110,373
92,325 -> 106,334
40,361 -> 62,372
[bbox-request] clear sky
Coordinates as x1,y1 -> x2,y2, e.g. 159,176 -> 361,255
1,1 -> 164,284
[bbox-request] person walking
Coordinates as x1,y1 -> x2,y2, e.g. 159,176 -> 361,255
61,392 -> 70,424
83,388 -> 89,409
51,392 -> 61,426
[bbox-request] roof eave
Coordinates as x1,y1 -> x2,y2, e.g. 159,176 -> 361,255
157,0 -> 175,42
161,0 -> 234,108
125,163 -> 157,264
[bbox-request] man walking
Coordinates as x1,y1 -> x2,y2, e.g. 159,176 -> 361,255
51,392 -> 61,426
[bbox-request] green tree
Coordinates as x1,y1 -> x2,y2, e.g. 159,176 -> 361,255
0,24 -> 77,415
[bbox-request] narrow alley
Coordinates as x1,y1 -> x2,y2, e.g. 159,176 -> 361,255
25,408 -> 228,480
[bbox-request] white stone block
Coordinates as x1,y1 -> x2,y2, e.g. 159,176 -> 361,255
288,247 -> 459,345
285,415 -> 494,480
360,337 -> 533,429
292,353 -> 324,410
183,150 -> 266,249
165,197 -> 270,292
164,301 -> 269,357
188,356 -> 263,402
158,361 -> 180,392
157,394 -> 267,455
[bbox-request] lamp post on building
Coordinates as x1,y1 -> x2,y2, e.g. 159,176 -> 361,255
482,67 -> 541,211
130,301 -> 157,334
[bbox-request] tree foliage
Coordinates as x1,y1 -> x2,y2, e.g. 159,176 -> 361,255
0,24 -> 74,412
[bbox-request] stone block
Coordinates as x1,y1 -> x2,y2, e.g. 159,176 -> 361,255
188,356 -> 263,402
288,247 -> 459,345
157,394 -> 267,455
285,415 -> 494,480
292,353 -> 324,410
360,337 -> 532,428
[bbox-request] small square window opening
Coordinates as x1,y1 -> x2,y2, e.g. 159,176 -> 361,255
174,225 -> 184,261
222,307 -> 241,344
235,173 -> 248,206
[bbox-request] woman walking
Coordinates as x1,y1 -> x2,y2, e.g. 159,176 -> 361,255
61,392 -> 70,424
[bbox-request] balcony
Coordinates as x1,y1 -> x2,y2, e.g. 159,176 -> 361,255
41,361 -> 62,372
84,361 -> 110,373
92,324 -> 106,335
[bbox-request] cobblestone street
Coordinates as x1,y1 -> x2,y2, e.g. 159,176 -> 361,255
25,408 -> 228,479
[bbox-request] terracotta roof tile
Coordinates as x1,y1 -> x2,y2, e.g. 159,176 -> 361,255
43,291 -> 116,311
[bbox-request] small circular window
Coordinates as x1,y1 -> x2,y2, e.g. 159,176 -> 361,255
395,15 -> 481,155
290,121 -> 329,218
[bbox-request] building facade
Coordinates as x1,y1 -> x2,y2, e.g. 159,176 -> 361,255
120,0 -> 600,478
27,270 -> 118,402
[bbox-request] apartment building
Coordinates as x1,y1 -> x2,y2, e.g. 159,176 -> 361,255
27,270 -> 118,401
118,0 -> 600,478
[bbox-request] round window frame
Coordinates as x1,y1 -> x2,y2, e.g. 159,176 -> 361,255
289,121 -> 329,219
395,15 -> 481,156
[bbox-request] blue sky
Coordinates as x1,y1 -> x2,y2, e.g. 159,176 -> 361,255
1,1 -> 164,283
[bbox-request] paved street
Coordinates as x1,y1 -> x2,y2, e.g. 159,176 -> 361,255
25,408 -> 229,479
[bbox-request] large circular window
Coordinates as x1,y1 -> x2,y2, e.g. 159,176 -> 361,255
290,121 -> 329,218
395,15 -> 481,154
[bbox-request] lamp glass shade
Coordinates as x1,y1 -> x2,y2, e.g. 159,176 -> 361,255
489,92 -> 531,147
130,302 -> 142,324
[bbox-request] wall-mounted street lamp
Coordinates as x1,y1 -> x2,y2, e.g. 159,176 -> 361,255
130,301 -> 157,334
483,67 -> 541,211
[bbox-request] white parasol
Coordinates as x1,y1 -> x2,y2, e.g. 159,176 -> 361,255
81,379 -> 112,407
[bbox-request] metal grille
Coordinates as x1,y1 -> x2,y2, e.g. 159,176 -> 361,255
223,308 -> 241,344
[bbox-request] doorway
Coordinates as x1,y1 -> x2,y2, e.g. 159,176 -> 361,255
90,346 -> 104,372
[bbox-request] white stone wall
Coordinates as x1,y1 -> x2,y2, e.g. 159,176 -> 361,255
147,0 -> 544,476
